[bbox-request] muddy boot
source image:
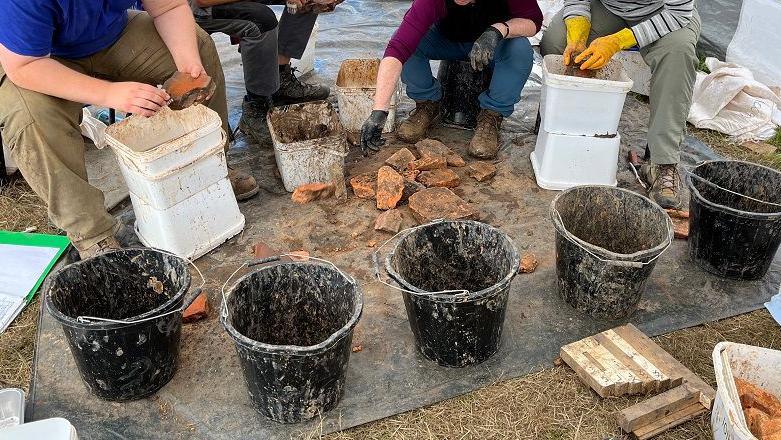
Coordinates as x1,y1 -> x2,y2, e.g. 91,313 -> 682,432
272,64 -> 330,106
468,109 -> 503,159
640,163 -> 683,209
76,236 -> 122,261
228,167 -> 260,201
238,95 -> 272,145
396,100 -> 441,143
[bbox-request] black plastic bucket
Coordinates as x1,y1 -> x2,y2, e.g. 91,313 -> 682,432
381,220 -> 520,367
551,186 -> 673,320
437,60 -> 493,129
687,160 -> 781,280
221,257 -> 362,424
45,248 -> 199,401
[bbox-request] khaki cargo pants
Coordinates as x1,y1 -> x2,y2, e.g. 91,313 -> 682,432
0,11 -> 229,250
540,0 -> 701,165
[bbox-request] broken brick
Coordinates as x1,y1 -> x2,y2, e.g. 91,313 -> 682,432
376,166 -> 404,210
737,378 -> 781,417
408,155 -> 447,172
447,153 -> 466,167
352,345 -> 363,353
288,250 -> 310,261
163,71 -> 216,110
519,254 -> 539,274
385,148 -> 416,171
416,138 -> 464,167
183,292 -> 210,323
408,187 -> 479,223
292,182 -> 335,204
349,172 -> 376,199
374,209 -> 403,233
402,169 -> 421,182
666,209 -> 690,240
252,242 -> 277,259
417,168 -> 461,188
468,161 -> 497,182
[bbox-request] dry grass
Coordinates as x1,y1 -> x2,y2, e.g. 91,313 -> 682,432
689,125 -> 781,169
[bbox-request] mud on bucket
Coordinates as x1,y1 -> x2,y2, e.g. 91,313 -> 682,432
44,248 -> 199,401
220,257 -> 362,424
687,160 -> 781,280
381,220 -> 520,368
551,186 -> 673,320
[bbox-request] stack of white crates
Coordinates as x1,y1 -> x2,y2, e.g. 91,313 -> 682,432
105,106 -> 245,259
531,55 -> 634,190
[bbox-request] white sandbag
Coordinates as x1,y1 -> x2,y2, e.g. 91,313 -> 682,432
530,0 -> 565,46
727,0 -> 781,88
80,108 -> 108,149
688,57 -> 781,141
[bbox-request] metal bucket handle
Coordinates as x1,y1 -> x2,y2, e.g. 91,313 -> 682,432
75,248 -> 206,326
220,253 -> 354,321
372,220 -> 473,300
684,165 -> 781,208
551,208 -> 672,269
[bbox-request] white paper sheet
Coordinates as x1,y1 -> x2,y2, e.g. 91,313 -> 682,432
0,243 -> 60,332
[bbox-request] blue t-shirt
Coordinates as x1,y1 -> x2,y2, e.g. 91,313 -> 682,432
0,0 -> 137,59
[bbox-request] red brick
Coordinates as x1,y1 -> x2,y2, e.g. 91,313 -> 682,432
349,173 -> 376,199
468,161 -> 497,182
402,169 -> 421,182
401,179 -> 425,204
376,166 -> 404,210
447,153 -> 466,167
183,292 -> 210,323
374,209 -> 403,233
163,71 -> 216,110
519,254 -> 539,274
408,155 -> 447,172
408,187 -> 478,223
666,209 -> 690,239
292,182 -> 335,204
417,169 -> 461,188
416,138 -> 464,167
385,148 -> 416,171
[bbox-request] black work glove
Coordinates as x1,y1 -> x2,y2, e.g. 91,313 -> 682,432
360,110 -> 388,155
469,26 -> 503,71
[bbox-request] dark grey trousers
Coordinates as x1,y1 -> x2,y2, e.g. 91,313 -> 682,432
196,1 -> 317,96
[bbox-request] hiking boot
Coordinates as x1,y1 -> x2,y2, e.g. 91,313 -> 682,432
468,109 -> 503,159
76,236 -> 122,260
272,64 -> 330,106
396,100 -> 441,143
640,163 -> 683,209
228,167 -> 259,201
238,95 -> 272,145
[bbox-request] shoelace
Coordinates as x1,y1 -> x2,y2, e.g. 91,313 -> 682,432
656,165 -> 679,193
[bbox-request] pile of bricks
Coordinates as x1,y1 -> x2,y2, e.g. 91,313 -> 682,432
349,139 -> 497,233
737,378 -> 781,440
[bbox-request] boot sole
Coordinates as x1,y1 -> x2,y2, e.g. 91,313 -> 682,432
235,186 -> 260,201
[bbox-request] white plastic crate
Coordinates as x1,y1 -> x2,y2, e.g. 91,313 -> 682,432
335,59 -> 399,133
712,342 -> 781,440
267,101 -> 348,192
540,54 -> 633,136
0,417 -> 78,440
133,178 -> 245,260
530,130 -> 621,190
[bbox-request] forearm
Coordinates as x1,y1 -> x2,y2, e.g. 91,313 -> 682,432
147,1 -> 203,71
372,57 -> 402,111
492,18 -> 538,38
3,57 -> 111,106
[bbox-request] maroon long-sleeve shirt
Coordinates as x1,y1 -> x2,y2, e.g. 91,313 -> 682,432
384,0 -> 543,64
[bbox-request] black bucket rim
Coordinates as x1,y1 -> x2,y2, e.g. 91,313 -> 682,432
44,247 -> 192,331
383,220 -> 520,303
686,160 -> 781,220
550,185 -> 674,262
220,261 -> 363,356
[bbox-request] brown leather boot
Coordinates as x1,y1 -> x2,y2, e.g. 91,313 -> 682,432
640,163 -> 682,209
468,109 -> 503,159
76,236 -> 122,260
396,100 -> 441,143
228,167 -> 259,201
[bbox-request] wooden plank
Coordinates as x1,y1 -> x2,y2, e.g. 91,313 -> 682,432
617,384 -> 702,433
602,329 -> 672,394
580,337 -> 641,396
632,402 -> 707,439
595,331 -> 666,395
561,339 -> 618,397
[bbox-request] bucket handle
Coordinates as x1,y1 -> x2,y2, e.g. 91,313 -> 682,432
683,165 -> 781,208
220,253 -> 354,320
75,249 -> 206,326
551,208 -> 672,269
372,220 -> 472,300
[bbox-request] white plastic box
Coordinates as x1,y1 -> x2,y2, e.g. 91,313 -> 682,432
105,106 -> 245,259
711,342 -> 781,440
530,130 -> 621,190
0,388 -> 24,429
0,418 -> 78,440
272,8 -> 318,75
267,101 -> 348,192
540,54 -> 633,136
335,59 -> 399,133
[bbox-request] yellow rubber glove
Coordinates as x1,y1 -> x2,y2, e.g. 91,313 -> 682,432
575,28 -> 637,70
563,16 -> 591,66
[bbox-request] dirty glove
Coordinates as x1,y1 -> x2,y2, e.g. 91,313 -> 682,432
563,16 -> 591,66
360,110 -> 388,155
469,27 -> 503,71
575,28 -> 637,70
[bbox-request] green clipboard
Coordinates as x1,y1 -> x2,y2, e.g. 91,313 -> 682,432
0,231 -> 70,302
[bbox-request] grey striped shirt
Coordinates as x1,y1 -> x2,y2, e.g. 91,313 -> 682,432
562,0 -> 695,47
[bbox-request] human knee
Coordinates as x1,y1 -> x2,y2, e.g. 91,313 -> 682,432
498,38 -> 533,69
248,5 -> 278,33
